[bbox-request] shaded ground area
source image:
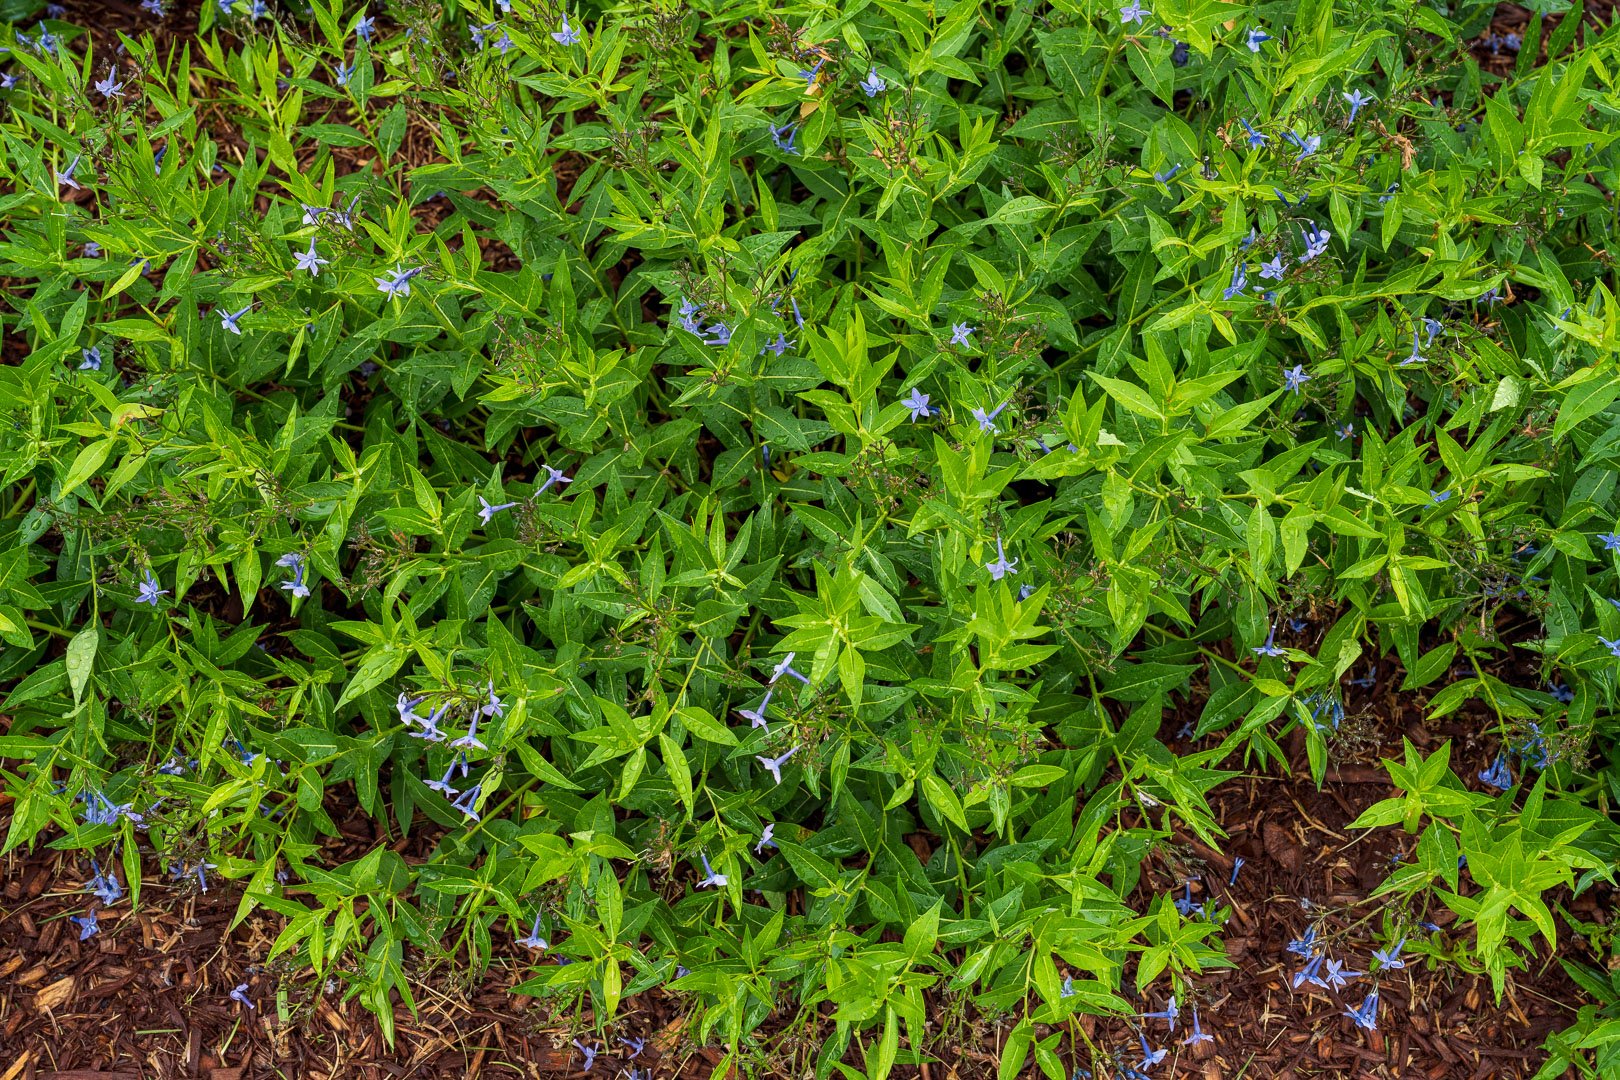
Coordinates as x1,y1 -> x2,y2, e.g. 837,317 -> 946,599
0,687 -> 1596,1079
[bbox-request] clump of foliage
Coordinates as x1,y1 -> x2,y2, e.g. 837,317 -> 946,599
2,0 -> 1619,1075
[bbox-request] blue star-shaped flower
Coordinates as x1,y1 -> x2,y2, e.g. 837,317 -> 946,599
768,121 -> 799,155
984,536 -> 1019,581
294,237 -> 329,277
135,569 -> 169,606
1344,991 -> 1379,1031
1401,329 -> 1424,366
1478,755 -> 1512,790
1223,261 -> 1248,300
376,264 -> 424,299
1343,87 -> 1374,123
218,304 -> 251,335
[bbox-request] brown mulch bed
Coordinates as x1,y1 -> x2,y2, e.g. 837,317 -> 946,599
0,686 -> 1597,1079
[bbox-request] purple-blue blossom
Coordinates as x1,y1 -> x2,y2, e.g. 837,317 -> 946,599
410,702 -> 450,742
1342,88 -> 1374,123
552,13 -> 580,45
1246,27 -> 1271,51
1119,0 -> 1147,25
1401,329 -> 1425,366
1141,996 -> 1179,1031
80,347 -> 101,371
984,536 -> 1019,581
450,783 -> 483,822
537,463 -> 572,495
972,395 -> 1013,435
1173,881 -> 1203,918
1238,118 -> 1268,148
1323,958 -> 1362,990
1253,623 -> 1287,657
738,688 -> 773,730
860,68 -> 886,97
1137,1034 -> 1168,1070
278,552 -> 310,599
770,652 -> 810,685
1371,938 -> 1406,970
376,264 -> 424,299
1282,365 -> 1311,395
573,1040 -> 598,1071
88,862 -> 122,905
56,154 -> 82,191
1300,222 -> 1331,262
482,681 -> 506,719
136,569 -> 169,606
451,713 -> 487,752
478,495 -> 518,525
397,692 -> 426,726
949,321 -> 975,347
1223,261 -> 1248,300
1344,990 -> 1379,1031
518,911 -> 548,949
768,121 -> 799,155
1478,755 -> 1512,790
697,853 -> 727,888
902,387 -> 933,422
756,823 -> 776,853
218,303 -> 251,335
330,194 -> 362,231
1182,1006 -> 1213,1046
294,237 -> 329,277
1282,129 -> 1320,162
1292,953 -> 1326,989
424,761 -> 459,796
756,746 -> 798,785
